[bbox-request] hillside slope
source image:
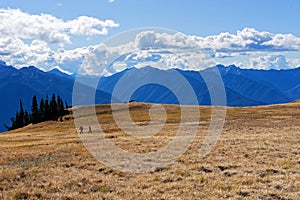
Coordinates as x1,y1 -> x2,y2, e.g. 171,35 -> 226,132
0,102 -> 299,199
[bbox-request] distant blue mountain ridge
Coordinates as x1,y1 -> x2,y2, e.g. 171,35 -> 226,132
1,60 -> 300,132
0,61 -> 112,132
97,65 -> 294,105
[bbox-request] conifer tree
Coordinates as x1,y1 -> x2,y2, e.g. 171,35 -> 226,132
50,93 -> 58,120
10,112 -> 19,130
24,111 -> 30,125
6,94 -> 69,131
65,100 -> 69,109
17,100 -> 25,127
44,95 -> 50,121
31,96 -> 39,124
57,95 -> 64,118
5,99 -> 26,130
39,98 -> 45,121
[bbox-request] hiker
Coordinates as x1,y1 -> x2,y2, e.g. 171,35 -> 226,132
79,126 -> 83,134
88,126 -> 92,134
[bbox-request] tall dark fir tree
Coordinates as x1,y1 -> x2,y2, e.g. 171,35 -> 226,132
50,94 -> 58,120
31,96 -> 39,124
44,95 -> 50,121
17,100 -> 25,127
39,98 -> 45,121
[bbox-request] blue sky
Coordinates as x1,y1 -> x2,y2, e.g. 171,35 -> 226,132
2,0 -> 300,37
0,0 -> 300,74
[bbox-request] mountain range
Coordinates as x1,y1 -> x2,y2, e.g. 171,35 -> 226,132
1,60 -> 300,132
0,61 -> 112,132
97,65 -> 294,106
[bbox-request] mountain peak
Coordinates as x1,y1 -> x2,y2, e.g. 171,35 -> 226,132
0,60 -> 7,67
49,68 -> 62,73
19,66 -> 44,73
48,68 -> 73,79
27,65 -> 40,70
0,60 -> 16,69
49,68 -> 66,75
0,61 -> 18,79
48,67 -> 73,75
212,64 -> 242,75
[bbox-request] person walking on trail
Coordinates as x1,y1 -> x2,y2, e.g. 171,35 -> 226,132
79,126 -> 83,134
88,126 -> 92,134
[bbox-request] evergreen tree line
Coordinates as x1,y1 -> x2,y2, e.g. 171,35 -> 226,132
6,94 -> 69,131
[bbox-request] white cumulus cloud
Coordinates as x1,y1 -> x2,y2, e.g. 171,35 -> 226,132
0,8 -> 119,45
249,55 -> 292,70
0,8 -> 119,71
1,24 -> 300,74
134,28 -> 300,57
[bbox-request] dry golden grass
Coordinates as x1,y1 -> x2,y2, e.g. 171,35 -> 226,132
0,102 -> 300,199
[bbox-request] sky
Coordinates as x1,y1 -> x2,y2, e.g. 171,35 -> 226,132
0,0 -> 300,74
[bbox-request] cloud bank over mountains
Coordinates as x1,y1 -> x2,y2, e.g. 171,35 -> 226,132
135,28 -> 300,54
249,55 -> 291,70
0,8 -> 300,74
